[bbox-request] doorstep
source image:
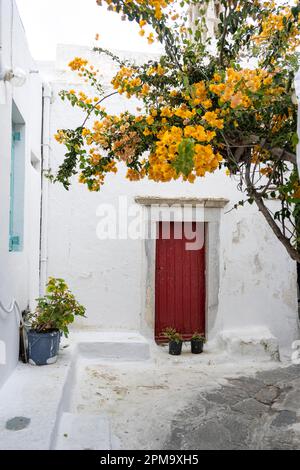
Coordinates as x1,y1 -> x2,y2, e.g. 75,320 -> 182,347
72,330 -> 151,361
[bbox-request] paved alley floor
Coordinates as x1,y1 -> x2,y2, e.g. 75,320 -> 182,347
164,365 -> 300,450
1,338 -> 299,450
70,347 -> 300,450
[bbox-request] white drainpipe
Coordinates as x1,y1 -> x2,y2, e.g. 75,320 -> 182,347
0,0 -> 4,77
0,0 -> 5,104
295,70 -> 300,175
40,83 -> 52,296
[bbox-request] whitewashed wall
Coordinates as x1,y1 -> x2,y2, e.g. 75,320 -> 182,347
40,45 -> 299,350
0,0 -> 43,388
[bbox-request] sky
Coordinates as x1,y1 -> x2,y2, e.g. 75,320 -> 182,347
16,0 -> 163,61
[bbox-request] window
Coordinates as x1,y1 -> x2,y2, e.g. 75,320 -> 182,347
9,102 -> 25,252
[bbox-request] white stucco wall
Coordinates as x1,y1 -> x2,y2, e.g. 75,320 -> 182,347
0,0 -> 43,388
40,44 -> 299,350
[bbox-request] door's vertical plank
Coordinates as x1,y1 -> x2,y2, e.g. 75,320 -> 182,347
166,227 -> 171,329
160,223 -> 167,334
191,222 -> 198,334
200,233 -> 206,334
155,223 -> 160,338
174,222 -> 182,335
170,223 -> 175,329
182,225 -> 190,338
184,222 -> 192,337
189,229 -> 193,337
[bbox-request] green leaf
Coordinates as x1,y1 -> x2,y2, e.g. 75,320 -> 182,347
292,132 -> 299,148
172,138 -> 195,177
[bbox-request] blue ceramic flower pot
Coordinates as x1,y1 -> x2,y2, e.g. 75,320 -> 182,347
27,330 -> 60,366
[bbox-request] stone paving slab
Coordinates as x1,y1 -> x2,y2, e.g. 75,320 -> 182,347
164,365 -> 300,450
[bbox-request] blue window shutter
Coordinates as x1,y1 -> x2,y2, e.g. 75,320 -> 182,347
9,236 -> 20,251
9,131 -> 22,252
13,132 -> 21,142
9,133 -> 16,251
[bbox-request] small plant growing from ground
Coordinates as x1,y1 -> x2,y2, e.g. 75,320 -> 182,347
161,327 -> 183,356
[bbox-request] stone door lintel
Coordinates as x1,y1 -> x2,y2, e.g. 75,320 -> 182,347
135,196 -> 229,208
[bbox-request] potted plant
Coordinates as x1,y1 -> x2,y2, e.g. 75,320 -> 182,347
190,332 -> 206,354
162,327 -> 183,356
27,277 -> 86,366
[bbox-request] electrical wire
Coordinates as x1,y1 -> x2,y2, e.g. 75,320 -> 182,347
0,299 -> 23,328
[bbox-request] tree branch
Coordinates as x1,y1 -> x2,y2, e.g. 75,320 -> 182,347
82,91 -> 118,127
227,137 -> 297,166
245,160 -> 300,262
219,3 -> 228,67
269,147 -> 297,166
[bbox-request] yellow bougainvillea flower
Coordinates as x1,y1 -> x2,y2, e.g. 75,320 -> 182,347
54,131 -> 66,144
141,84 -> 150,95
203,111 -> 224,130
146,115 -> 155,125
68,57 -> 88,71
147,33 -> 155,45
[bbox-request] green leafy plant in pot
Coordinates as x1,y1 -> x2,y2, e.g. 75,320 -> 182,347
27,278 -> 86,366
162,327 -> 183,356
190,332 -> 206,354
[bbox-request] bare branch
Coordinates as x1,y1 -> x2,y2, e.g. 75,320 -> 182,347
234,146 -> 245,162
82,91 -> 118,127
269,148 -> 297,166
245,161 -> 300,263
219,3 -> 228,67
227,136 -> 297,167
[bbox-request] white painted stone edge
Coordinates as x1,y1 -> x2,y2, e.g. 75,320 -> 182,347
135,196 -> 230,208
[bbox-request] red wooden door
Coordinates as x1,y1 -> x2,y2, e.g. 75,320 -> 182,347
155,222 -> 206,342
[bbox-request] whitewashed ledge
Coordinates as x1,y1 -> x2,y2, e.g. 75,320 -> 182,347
135,196 -> 229,208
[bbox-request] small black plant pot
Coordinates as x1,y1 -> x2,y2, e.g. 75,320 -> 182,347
169,341 -> 183,356
191,339 -> 204,354
27,329 -> 60,366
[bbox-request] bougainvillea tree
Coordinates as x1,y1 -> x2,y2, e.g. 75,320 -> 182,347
54,0 -> 300,262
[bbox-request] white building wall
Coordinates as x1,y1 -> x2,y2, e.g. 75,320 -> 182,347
0,0 -> 43,388
41,45 -> 299,350
189,0 -> 220,44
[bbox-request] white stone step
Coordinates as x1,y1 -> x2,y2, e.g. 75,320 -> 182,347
55,412 -> 111,450
71,331 -> 151,361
